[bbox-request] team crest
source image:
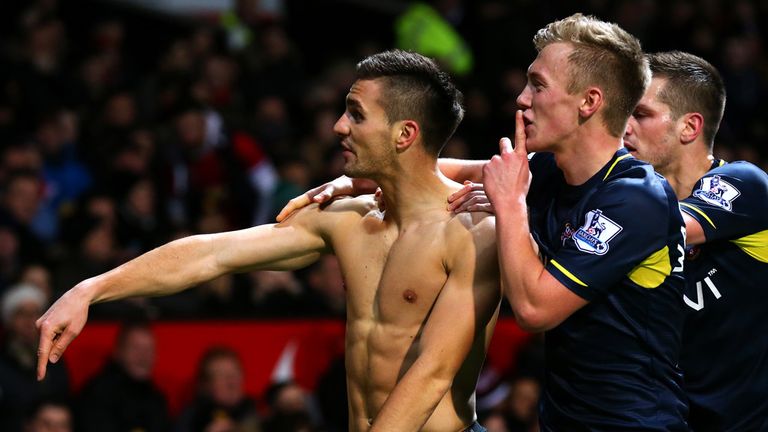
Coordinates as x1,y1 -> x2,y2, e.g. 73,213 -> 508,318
561,222 -> 575,245
693,175 -> 740,211
571,209 -> 622,255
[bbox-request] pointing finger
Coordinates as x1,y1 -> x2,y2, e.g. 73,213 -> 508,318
36,325 -> 53,381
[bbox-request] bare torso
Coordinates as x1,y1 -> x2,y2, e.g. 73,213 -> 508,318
318,195 -> 499,432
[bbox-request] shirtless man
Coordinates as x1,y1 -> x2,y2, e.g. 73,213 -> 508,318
35,50 -> 500,432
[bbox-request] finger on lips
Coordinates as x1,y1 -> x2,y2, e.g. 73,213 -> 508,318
515,110 -> 527,153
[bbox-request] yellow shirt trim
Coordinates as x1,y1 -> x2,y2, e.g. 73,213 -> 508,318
551,259 -> 588,287
628,246 -> 672,288
731,229 -> 768,263
603,154 -> 633,181
680,202 -> 717,229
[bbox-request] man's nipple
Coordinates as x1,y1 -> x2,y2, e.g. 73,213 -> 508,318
403,289 -> 417,303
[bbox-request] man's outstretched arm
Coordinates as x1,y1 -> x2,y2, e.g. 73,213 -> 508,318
36,207 -> 330,380
371,216 -> 501,432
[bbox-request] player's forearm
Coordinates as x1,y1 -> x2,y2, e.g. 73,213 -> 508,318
82,234 -> 222,304
438,158 -> 486,183
495,201 -> 552,332
370,363 -> 453,432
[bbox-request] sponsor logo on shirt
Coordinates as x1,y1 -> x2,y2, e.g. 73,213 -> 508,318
571,209 -> 622,255
693,175 -> 740,211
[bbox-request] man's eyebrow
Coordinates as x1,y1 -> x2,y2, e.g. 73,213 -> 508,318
345,97 -> 364,111
634,103 -> 652,112
528,70 -> 546,82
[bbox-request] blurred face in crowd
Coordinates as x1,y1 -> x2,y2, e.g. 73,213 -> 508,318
25,404 -> 72,432
623,77 -> 681,176
4,175 -> 42,224
176,110 -> 207,148
481,414 -> 508,432
86,195 -> 116,226
2,145 -> 42,173
126,179 -> 155,218
21,265 -> 53,300
116,327 -> 156,381
273,382 -> 308,414
0,227 -> 19,262
9,299 -> 43,347
104,93 -> 136,128
82,224 -> 115,262
204,354 -> 245,408
507,377 -> 540,422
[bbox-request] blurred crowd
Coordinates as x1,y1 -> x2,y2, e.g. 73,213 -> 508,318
0,0 -> 765,430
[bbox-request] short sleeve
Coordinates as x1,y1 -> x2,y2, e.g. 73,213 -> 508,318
680,162 -> 768,242
545,180 -> 681,300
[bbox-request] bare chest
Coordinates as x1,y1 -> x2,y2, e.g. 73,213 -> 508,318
334,222 -> 450,324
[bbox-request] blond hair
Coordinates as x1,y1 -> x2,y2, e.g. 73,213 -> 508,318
533,14 -> 650,137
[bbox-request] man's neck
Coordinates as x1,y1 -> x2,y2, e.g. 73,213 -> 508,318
553,129 -> 623,186
375,160 -> 460,226
660,148 -> 715,200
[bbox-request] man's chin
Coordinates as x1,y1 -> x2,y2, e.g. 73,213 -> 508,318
524,138 -> 544,153
343,166 -> 365,179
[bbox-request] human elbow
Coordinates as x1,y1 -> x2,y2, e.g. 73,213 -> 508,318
419,356 -> 461,396
512,305 -> 555,333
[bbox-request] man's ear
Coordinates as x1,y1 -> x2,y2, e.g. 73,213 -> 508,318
579,87 -> 604,119
395,120 -> 420,152
680,113 -> 704,144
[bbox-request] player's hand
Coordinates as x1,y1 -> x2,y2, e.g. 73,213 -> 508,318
483,110 -> 531,211
275,176 -> 379,222
447,181 -> 495,214
35,285 -> 91,380
373,187 -> 386,212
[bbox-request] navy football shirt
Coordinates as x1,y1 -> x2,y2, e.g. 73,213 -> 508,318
527,149 -> 688,431
679,160 -> 768,432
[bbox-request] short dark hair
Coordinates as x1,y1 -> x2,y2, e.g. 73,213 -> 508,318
647,51 -> 726,150
356,49 -> 464,157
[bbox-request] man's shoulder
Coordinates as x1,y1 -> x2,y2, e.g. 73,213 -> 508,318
322,194 -> 380,215
706,160 -> 768,186
288,194 -> 379,222
448,212 -> 497,247
592,163 -> 680,230
601,159 -> 674,205
685,160 -> 768,217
